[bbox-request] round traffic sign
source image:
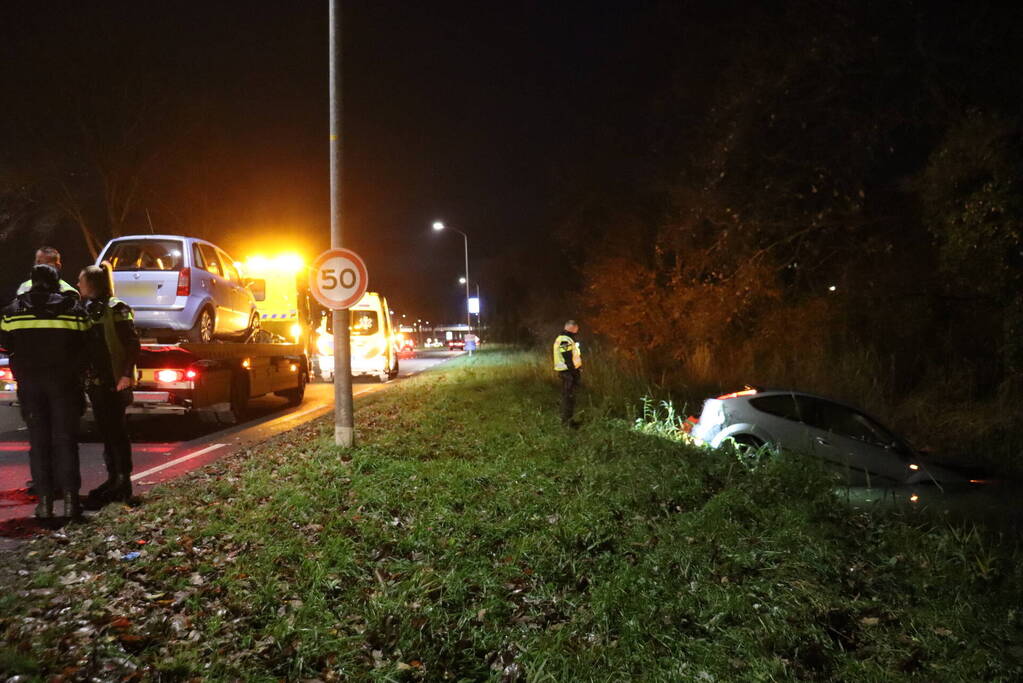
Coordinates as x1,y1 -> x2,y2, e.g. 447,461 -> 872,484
309,248 -> 369,310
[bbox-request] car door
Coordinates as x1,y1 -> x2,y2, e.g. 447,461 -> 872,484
745,394 -> 815,456
216,248 -> 252,331
798,397 -> 909,486
196,243 -> 232,333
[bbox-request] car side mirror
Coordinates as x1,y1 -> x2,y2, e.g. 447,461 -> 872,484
244,278 -> 266,302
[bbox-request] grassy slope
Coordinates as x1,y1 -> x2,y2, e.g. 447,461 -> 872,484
1,350 -> 1022,681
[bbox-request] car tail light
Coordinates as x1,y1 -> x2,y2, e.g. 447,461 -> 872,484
716,388 -> 757,400
185,369 -> 198,380
176,268 -> 191,296
156,369 -> 184,383
0,368 -> 13,382
683,416 -> 699,434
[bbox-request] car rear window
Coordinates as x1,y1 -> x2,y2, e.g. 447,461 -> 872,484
105,240 -> 184,271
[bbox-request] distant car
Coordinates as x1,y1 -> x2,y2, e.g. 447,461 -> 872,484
447,338 -> 465,351
99,235 -> 259,343
690,388 -> 967,486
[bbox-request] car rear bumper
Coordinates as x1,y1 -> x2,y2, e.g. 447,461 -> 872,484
133,298 -> 205,331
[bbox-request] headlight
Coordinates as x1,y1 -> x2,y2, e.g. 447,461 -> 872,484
290,323 -> 302,340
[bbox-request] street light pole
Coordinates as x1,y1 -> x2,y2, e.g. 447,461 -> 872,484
329,0 -> 354,447
432,221 -> 471,332
461,232 -> 470,332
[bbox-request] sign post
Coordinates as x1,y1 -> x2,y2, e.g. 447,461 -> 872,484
310,248 -> 369,447
327,0 -> 354,447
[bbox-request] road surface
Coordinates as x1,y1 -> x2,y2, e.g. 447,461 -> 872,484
0,351 -> 457,535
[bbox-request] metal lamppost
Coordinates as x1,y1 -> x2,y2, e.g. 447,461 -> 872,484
329,0 -> 353,447
432,221 -> 471,331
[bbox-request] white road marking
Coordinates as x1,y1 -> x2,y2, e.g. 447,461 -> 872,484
130,443 -> 228,482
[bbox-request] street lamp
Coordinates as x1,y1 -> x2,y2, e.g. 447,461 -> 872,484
458,276 -> 467,284
431,220 -> 471,331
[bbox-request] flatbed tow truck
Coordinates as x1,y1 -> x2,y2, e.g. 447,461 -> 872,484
1,340 -> 308,425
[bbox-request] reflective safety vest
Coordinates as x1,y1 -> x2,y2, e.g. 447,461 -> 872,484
17,279 -> 79,298
0,296 -> 93,377
552,333 -> 582,371
0,313 -> 91,333
87,296 -> 138,386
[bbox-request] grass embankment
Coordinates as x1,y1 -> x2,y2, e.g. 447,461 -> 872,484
2,350 -> 1022,681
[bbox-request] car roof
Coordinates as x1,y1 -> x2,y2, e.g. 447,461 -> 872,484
106,235 -> 221,247
723,389 -> 897,430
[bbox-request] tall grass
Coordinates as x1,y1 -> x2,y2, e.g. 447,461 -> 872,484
570,339 -> 1023,476
1,348 -> 1021,681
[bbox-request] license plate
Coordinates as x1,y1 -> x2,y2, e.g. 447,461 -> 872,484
116,282 -> 156,298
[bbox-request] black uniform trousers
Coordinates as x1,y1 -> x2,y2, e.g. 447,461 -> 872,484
17,371 -> 82,496
559,368 -> 581,424
87,386 -> 133,478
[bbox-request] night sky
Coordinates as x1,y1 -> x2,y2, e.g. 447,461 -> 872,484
1,1 -> 660,322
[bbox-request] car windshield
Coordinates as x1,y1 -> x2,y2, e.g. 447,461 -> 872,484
106,240 -> 184,271
350,311 -> 379,335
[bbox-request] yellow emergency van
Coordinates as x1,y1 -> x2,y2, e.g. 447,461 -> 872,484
316,292 -> 399,382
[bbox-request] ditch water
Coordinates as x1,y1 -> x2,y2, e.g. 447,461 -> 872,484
838,481 -> 1023,534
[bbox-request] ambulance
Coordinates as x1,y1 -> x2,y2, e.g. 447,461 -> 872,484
316,292 -> 399,382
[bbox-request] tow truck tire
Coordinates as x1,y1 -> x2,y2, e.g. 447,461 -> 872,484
187,307 -> 216,344
279,369 -> 307,406
218,372 -> 250,425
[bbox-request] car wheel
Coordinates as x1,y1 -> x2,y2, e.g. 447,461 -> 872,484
726,434 -> 767,457
187,308 -> 215,344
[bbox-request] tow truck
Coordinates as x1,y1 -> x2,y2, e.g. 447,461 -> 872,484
0,243 -> 310,424
1,340 -> 308,425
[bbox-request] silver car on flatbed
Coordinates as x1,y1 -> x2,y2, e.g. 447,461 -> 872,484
99,235 -> 259,343
690,388 -> 967,486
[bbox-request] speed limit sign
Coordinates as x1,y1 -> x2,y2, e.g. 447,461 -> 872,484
309,248 -> 369,309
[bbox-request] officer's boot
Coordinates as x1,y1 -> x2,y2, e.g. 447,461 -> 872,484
62,490 -> 83,521
86,449 -> 117,506
108,472 -> 133,503
34,494 -> 54,519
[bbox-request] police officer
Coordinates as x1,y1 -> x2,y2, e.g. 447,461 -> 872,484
79,264 -> 140,507
16,246 -> 79,300
552,320 -> 583,426
0,264 -> 92,519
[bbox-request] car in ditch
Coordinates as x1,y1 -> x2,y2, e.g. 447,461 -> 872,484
689,388 -> 968,486
99,235 -> 260,343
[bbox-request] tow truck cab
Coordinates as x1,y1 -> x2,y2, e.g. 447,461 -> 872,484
237,253 -> 317,351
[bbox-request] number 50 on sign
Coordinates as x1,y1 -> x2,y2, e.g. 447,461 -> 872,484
309,248 -> 369,310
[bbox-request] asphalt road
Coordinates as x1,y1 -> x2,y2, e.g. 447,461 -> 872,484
0,350 -> 457,533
